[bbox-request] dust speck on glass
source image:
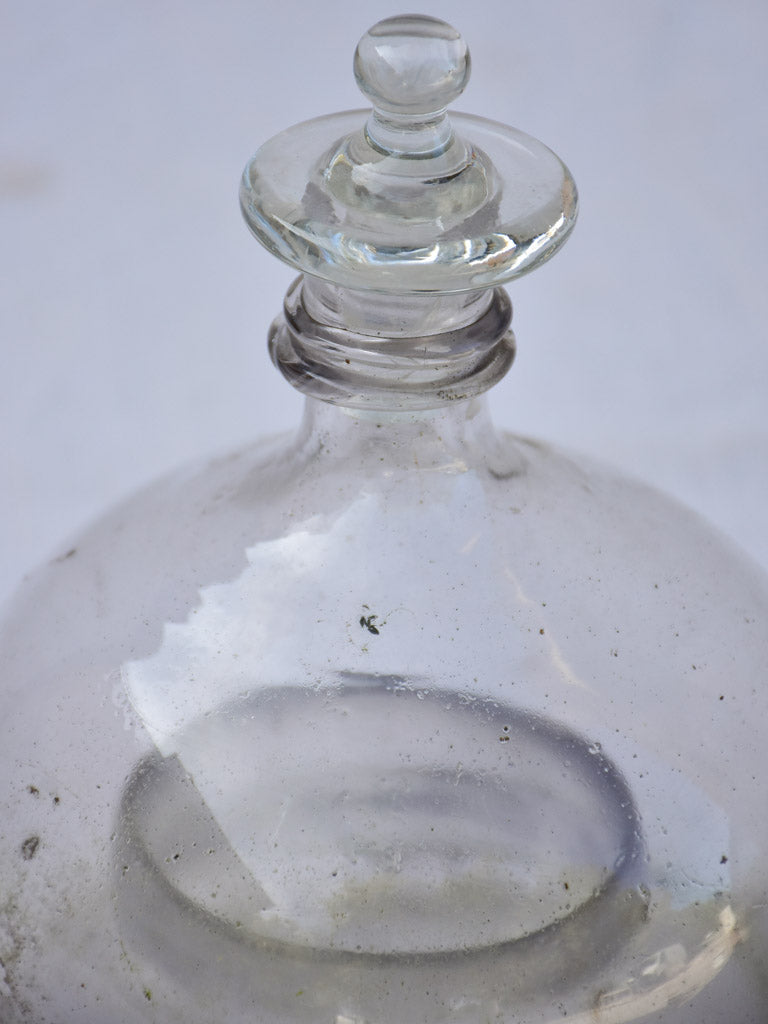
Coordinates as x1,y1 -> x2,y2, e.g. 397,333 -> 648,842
1,13 -> 768,1024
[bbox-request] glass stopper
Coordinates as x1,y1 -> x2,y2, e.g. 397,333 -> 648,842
240,16 -> 578,294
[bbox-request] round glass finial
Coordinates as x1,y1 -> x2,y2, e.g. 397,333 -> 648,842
353,15 -> 470,116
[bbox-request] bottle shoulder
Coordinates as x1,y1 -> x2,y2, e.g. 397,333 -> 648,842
3,427 -> 766,665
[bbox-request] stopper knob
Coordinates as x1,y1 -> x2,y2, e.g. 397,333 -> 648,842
354,15 -> 470,117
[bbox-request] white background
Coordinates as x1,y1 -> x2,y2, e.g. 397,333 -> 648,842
2,0 -> 767,609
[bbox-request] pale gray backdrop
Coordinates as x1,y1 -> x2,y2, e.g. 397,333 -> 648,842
2,0 -> 767,609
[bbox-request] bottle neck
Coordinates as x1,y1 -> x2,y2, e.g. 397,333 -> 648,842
288,393 -> 524,484
268,275 -> 515,412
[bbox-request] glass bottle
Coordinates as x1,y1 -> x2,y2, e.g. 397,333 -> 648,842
1,14 -> 767,1024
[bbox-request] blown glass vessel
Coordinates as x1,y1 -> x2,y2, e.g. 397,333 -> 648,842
2,15 -> 767,1024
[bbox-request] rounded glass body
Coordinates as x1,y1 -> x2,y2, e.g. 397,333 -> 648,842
2,396 -> 767,1023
